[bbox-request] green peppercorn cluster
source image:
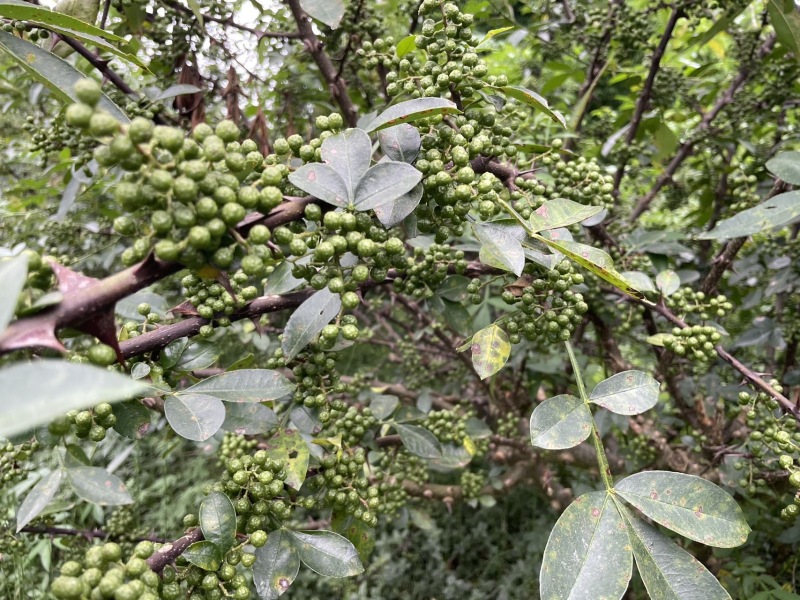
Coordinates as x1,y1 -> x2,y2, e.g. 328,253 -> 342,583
264,347 -> 349,419
324,406 -> 377,446
50,540 -> 159,600
621,433 -> 657,468
662,325 -> 722,363
373,450 -> 429,515
218,432 -> 258,464
460,471 -> 485,500
214,447 -> 292,528
734,384 -> 800,521
48,403 -> 117,443
476,261 -> 587,345
393,244 -> 468,299
422,410 -> 467,445
180,273 -> 254,333
538,154 -> 616,210
104,507 -> 139,543
280,208 -> 406,306
666,289 -> 733,320
307,449 -> 381,526
0,438 -> 39,486
63,80 -> 289,276
168,557 -> 253,600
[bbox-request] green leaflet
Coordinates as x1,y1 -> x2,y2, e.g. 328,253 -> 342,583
253,530 -> 300,600
468,323 -> 511,379
699,191 -> 800,240
365,98 -> 460,133
589,371 -> 660,416
617,502 -> 732,600
185,369 -> 295,402
532,235 -> 644,300
0,30 -> 128,122
615,471 -> 750,548
540,491 -> 632,600
262,428 -> 310,490
529,394 -> 593,450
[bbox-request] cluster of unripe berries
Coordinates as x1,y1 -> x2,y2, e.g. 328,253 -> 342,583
324,406 -> 377,446
393,244 -> 468,298
0,438 -> 39,485
181,274 -> 252,333
482,261 -> 588,344
538,154 -> 616,210
666,289 -> 733,320
422,410 -> 469,445
663,325 -> 722,363
215,444 -> 292,527
50,541 -> 159,600
48,403 -> 117,443
283,349 -> 348,419
311,449 -> 381,525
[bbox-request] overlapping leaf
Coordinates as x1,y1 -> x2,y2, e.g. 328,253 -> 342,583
395,424 -> 442,459
473,222 -> 525,276
282,288 -> 341,361
199,491 -> 237,552
615,471 -> 750,547
321,128 -> 372,199
15,469 -> 63,532
288,163 -> 348,208
353,161 -> 422,210
365,98 -> 459,133
529,198 -> 603,233
185,369 -> 295,402
287,530 -> 364,577
0,30 -> 128,122
0,361 -> 148,438
699,191 -> 800,240
0,253 -> 28,333
262,428 -> 310,490
67,466 -> 132,505
468,323 -> 511,379
617,503 -> 733,599
164,393 -> 225,441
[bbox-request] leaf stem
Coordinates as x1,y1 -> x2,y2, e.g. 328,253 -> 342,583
564,341 -> 613,491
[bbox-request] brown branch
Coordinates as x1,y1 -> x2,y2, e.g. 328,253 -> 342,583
285,0 -> 359,126
629,34 -> 776,221
146,527 -> 203,573
612,6 -> 682,196
700,180 -> 788,295
0,199 -> 311,356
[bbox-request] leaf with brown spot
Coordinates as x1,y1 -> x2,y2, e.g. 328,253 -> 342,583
540,491 -> 631,600
615,471 -> 750,548
254,529 -> 300,600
